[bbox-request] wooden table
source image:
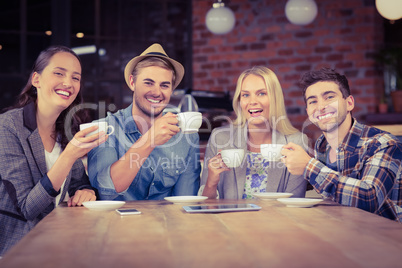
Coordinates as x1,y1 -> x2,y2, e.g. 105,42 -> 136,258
1,199 -> 402,268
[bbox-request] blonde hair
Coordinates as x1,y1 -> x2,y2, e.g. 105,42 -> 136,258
232,66 -> 298,135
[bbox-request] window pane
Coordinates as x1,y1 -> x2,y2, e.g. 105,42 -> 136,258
0,1 -> 20,31
71,0 -> 95,36
0,34 -> 20,73
27,0 -> 51,32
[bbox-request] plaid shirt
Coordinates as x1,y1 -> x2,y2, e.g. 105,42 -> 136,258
305,119 -> 402,222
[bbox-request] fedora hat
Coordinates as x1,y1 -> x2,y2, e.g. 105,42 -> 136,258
124,43 -> 184,89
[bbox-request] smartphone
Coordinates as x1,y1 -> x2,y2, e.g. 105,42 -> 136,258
116,208 -> 142,215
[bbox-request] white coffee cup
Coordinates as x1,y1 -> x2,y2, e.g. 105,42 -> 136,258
177,112 -> 202,134
220,149 -> 245,168
260,144 -> 285,161
80,122 -> 115,137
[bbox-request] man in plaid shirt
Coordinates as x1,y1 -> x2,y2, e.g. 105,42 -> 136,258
282,68 -> 402,222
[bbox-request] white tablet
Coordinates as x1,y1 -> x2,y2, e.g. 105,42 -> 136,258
183,203 -> 261,213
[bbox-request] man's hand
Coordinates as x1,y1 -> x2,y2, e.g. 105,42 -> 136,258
281,142 -> 312,175
147,112 -> 180,147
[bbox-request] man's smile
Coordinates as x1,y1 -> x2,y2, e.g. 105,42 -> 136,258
317,112 -> 335,121
146,97 -> 162,104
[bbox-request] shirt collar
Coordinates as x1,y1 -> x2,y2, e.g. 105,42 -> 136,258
23,102 -> 37,131
121,104 -> 141,135
316,118 -> 362,154
341,118 -> 365,153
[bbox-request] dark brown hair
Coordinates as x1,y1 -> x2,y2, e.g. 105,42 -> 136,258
7,45 -> 88,149
299,67 -> 351,102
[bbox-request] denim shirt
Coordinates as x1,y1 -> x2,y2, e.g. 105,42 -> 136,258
87,104 -> 201,200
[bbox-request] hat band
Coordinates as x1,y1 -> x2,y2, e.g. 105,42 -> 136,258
146,52 -> 168,57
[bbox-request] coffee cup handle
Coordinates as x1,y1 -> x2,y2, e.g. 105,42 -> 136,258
107,125 -> 115,135
176,115 -> 182,129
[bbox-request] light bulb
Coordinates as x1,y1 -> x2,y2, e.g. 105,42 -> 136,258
205,1 -> 236,35
375,0 -> 402,21
178,94 -> 199,112
285,0 -> 318,26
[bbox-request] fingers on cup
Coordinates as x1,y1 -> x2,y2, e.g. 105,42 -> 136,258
80,122 -> 114,137
81,125 -> 98,136
86,131 -> 107,142
220,149 -> 245,168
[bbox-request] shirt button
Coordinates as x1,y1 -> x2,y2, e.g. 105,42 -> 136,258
151,183 -> 155,186
176,170 -> 179,174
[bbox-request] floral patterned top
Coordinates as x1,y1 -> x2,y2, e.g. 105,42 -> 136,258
242,151 -> 270,199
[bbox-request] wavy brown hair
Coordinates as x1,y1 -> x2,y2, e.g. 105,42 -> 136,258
6,45 -> 89,149
299,67 -> 351,103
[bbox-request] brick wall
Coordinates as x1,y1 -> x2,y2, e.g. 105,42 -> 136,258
192,0 -> 385,137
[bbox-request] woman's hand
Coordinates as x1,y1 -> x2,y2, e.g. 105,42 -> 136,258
65,126 -> 108,161
67,189 -> 96,207
202,152 -> 230,199
47,126 -> 109,192
208,152 -> 230,176
206,152 -> 230,185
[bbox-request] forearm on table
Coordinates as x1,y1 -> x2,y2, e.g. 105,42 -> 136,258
306,158 -> 395,211
0,151 -> 57,218
110,135 -> 154,193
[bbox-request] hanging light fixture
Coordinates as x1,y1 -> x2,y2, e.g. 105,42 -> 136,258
285,0 -> 318,26
375,0 -> 402,21
205,0 -> 236,35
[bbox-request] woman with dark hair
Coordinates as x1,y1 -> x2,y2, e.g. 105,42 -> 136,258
0,45 -> 107,256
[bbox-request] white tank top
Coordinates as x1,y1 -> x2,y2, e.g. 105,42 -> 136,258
44,142 -> 68,207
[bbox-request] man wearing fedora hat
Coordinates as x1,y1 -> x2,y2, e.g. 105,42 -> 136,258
87,43 -> 201,200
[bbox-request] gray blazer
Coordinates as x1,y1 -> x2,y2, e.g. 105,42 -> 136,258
0,102 -> 93,256
200,124 -> 309,199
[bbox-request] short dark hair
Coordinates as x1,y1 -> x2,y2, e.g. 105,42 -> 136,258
299,67 -> 351,102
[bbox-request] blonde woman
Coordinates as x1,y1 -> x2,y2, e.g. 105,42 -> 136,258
200,66 -> 309,199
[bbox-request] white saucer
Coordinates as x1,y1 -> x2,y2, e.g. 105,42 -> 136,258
164,196 -> 208,204
277,198 -> 323,208
82,201 -> 126,211
252,192 -> 294,200
182,129 -> 199,134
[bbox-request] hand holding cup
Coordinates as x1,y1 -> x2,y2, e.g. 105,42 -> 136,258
260,144 -> 285,161
65,122 -> 109,160
220,148 -> 245,168
80,122 -> 114,137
